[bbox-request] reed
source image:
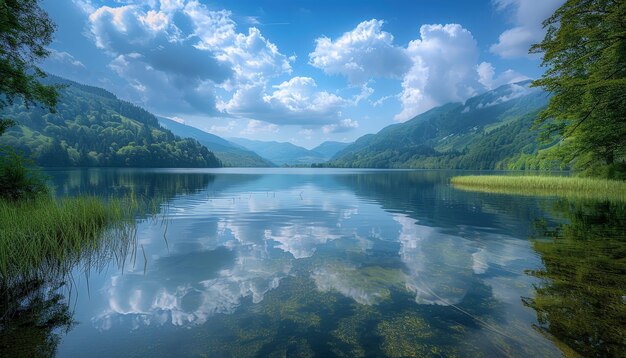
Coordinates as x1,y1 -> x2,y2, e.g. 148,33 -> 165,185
451,175 -> 626,202
0,195 -> 140,280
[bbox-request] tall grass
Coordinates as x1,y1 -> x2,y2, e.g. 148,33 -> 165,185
451,175 -> 626,202
0,195 -> 140,280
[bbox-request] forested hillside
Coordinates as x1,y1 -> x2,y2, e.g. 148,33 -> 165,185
327,82 -> 557,169
0,76 -> 221,167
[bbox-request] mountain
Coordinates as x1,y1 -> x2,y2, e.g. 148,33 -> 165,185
229,138 -> 327,166
311,141 -> 351,160
157,117 -> 273,167
0,76 -> 221,167
329,81 -> 555,169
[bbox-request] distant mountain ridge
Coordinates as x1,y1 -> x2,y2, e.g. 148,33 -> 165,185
311,141 -> 351,160
157,117 -> 274,167
329,81 -> 554,169
229,138 -> 328,166
0,75 -> 221,167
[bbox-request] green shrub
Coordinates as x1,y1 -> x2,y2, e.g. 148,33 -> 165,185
0,149 -> 49,201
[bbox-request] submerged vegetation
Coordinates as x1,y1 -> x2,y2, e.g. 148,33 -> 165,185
451,175 -> 626,202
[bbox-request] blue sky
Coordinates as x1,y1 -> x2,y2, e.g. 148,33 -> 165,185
41,0 -> 564,148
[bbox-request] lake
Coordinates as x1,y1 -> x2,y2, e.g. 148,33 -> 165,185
9,168 -> 626,357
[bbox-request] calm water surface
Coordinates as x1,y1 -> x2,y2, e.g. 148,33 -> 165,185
14,169 -> 626,356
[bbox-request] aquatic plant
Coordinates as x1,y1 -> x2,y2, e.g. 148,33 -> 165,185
0,195 -> 139,280
0,192 -> 146,357
451,175 -> 626,202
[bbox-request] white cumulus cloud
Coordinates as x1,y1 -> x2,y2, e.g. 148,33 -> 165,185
305,20 -> 532,123
395,24 -> 480,121
242,119 -> 279,135
210,120 -> 237,134
476,62 -> 529,90
48,49 -> 85,68
87,3 -> 231,115
490,0 -> 565,58
70,0 -> 536,136
322,119 -> 359,134
42,49 -> 91,83
84,0 -> 292,117
225,77 -> 349,125
184,1 -> 292,86
309,19 -> 412,85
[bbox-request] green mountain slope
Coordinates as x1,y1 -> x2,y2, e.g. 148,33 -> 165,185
329,81 -> 554,169
157,117 -> 273,167
229,138 -> 327,166
312,141 -> 351,160
0,76 -> 221,168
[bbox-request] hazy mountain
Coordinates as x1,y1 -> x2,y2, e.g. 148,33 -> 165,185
157,117 -> 273,167
0,75 -> 220,167
329,81 -> 554,169
229,138 -> 327,166
311,141 -> 351,160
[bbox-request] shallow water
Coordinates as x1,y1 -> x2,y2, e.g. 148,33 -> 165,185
9,168 -> 626,357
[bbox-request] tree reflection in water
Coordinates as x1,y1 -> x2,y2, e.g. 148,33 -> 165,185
0,223 -> 140,358
0,278 -> 74,358
525,200 -> 626,357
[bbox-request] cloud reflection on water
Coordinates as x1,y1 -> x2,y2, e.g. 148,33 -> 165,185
90,173 -> 540,332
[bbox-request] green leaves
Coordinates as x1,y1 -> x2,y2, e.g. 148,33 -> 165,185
532,0 -> 626,177
0,147 -> 49,201
1,0 -> 60,142
0,0 -> 58,111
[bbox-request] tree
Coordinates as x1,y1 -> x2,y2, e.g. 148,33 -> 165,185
531,0 -> 626,178
0,0 -> 58,135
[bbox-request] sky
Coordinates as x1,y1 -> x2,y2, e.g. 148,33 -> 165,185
40,0 -> 564,148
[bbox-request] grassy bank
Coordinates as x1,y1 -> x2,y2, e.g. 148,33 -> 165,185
451,175 -> 626,202
0,195 -> 139,278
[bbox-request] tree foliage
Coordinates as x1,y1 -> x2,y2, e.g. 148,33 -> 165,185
531,0 -> 626,178
0,0 -> 59,135
0,148 -> 48,201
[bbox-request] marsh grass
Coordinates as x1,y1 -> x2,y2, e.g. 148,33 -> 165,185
451,175 -> 626,202
0,195 -> 143,281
